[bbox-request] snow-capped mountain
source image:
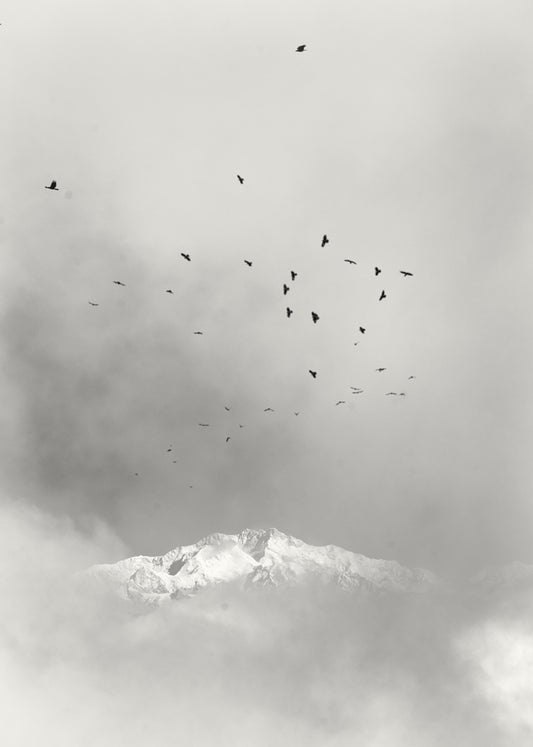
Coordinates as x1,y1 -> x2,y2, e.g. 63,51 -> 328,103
88,528 -> 438,605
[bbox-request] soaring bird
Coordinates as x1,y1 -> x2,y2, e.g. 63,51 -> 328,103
379,290 -> 386,301
294,412 -> 300,416
296,44 -> 306,52
321,234 -> 329,247
45,180 -> 58,191
311,312 -> 319,324
359,326 -> 366,334
226,436 -> 231,443
244,260 -> 252,267
113,281 -> 125,286
344,259 -> 357,265
165,289 -> 173,294
224,406 -> 231,411
198,423 -> 210,426
290,270 -> 297,281
335,401 -> 346,406
309,370 -> 317,379
408,375 -> 416,380
375,368 -> 386,372
237,175 -> 244,184
167,448 -> 172,452
286,307 -> 293,318
374,267 -> 381,276
264,408 -> 274,412
400,271 -> 413,277
399,392 -> 406,397
351,390 -> 364,394
193,331 -> 203,335
283,284 -> 290,295
386,392 -> 397,396
88,302 -> 99,306
181,253 -> 191,261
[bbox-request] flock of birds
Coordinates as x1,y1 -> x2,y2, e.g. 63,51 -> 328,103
42,44 -> 417,475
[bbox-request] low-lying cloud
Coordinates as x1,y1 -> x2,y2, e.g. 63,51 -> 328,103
1,498 -> 532,746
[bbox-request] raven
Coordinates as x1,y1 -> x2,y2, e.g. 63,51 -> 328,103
237,175 -> 244,184
400,271 -> 413,277
45,180 -> 58,191
309,370 -> 317,379
311,312 -> 319,324
321,234 -> 329,247
379,290 -> 386,301
181,253 -> 191,261
374,267 -> 381,276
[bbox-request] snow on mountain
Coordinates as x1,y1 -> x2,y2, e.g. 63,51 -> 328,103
87,528 -> 438,605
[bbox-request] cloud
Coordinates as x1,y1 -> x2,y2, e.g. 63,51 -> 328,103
0,498 -> 532,746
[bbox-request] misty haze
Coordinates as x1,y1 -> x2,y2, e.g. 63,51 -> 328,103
1,0 -> 533,745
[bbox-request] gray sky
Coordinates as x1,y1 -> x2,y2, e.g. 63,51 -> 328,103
2,0 -> 533,576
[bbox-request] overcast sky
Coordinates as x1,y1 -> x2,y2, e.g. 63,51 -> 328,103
2,0 -> 533,577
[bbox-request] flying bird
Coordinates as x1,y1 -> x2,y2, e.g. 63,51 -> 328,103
193,331 -> 203,335
113,281 -> 125,286
264,408 -> 274,412
224,406 -> 231,411
286,307 -> 293,318
226,436 -> 231,443
237,175 -> 244,184
296,44 -> 306,52
311,312 -> 319,324
400,271 -> 413,277
283,284 -> 290,295
321,234 -> 329,247
376,367 -> 386,373
88,302 -> 99,306
408,376 -> 416,380
244,260 -> 252,267
335,401 -> 346,406
386,392 -> 397,396
198,423 -> 210,427
309,370 -> 317,379
45,180 -> 59,191
181,253 -> 191,261
379,290 -> 386,301
359,327 -> 366,334
290,271 -> 297,281
399,392 -> 406,397
294,412 -> 300,416
353,342 -> 359,346
374,267 -> 381,276
344,259 -> 357,265
167,448 -> 172,452
165,289 -> 173,294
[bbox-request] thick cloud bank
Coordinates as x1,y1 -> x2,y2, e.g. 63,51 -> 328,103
0,499 -> 532,746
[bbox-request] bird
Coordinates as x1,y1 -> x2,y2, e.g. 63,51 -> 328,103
264,407 -> 274,412
165,289 -> 173,294
375,367 -> 386,373
283,284 -> 290,295
408,376 -> 416,380
193,331 -> 203,335
344,259 -> 357,265
198,423 -> 210,426
309,370 -> 317,379
113,281 -> 125,286
45,180 -> 59,191
286,307 -> 293,318
386,392 -> 397,396
321,234 -> 329,247
374,267 -> 381,276
290,271 -> 297,281
224,406 -> 231,411
237,175 -> 244,184
239,424 -> 244,428
296,44 -> 306,52
351,390 -> 364,394
181,253 -> 191,261
226,436 -> 231,443
167,448 -> 172,452
134,473 -> 139,477
399,392 -> 406,397
172,460 -> 177,464
311,312 -> 319,324
88,302 -> 99,306
294,412 -> 300,416
359,327 -> 366,334
244,260 -> 252,267
353,342 -> 359,346
379,290 -> 386,301
335,401 -> 346,406
400,271 -> 413,277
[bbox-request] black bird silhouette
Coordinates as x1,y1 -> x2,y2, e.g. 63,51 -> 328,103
351,390 -> 364,394
181,253 -> 191,261
374,267 -> 381,276
283,284 -> 290,295
244,260 -> 252,267
400,271 -> 413,277
375,368 -> 386,372
309,370 -> 317,379
311,312 -> 319,324
379,290 -> 386,301
173,460 -> 177,463
167,448 -> 172,452
359,327 -> 366,334
344,259 -> 357,265
286,307 -> 293,318
290,270 -> 297,281
386,392 -> 397,396
193,331 -> 203,335
224,406 -> 231,411
399,392 -> 406,397
113,281 -> 125,286
353,342 -> 359,346
165,289 -> 173,294
45,180 -> 58,191
88,302 -> 99,306
226,436 -> 231,443
296,44 -> 306,52
198,423 -> 210,427
237,175 -> 244,184
335,401 -> 346,406
264,408 -> 274,412
408,375 -> 416,380
239,424 -> 244,428
294,412 -> 300,416
321,234 -> 329,247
